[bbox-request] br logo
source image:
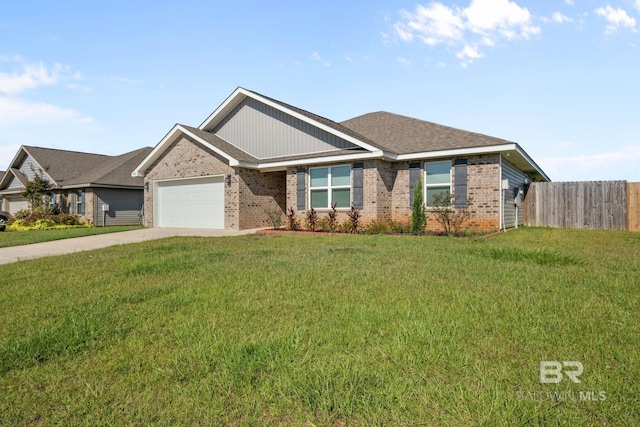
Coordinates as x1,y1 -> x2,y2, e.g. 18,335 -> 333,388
540,361 -> 583,384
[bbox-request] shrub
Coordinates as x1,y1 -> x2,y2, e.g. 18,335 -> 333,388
305,207 -> 318,231
346,205 -> 361,234
14,209 -> 30,220
326,203 -> 338,232
286,207 -> 299,231
317,217 -> 330,232
265,209 -> 284,230
430,192 -> 472,236
339,220 -> 352,234
411,177 -> 426,235
364,220 -> 389,235
388,219 -> 411,234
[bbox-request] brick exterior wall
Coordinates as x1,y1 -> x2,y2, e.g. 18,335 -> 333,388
284,156 -> 502,232
143,136 -> 237,229
145,136 -> 503,231
465,154 -> 501,230
142,136 -> 286,230
238,168 -> 286,229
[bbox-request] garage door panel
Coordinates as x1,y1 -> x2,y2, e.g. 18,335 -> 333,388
155,177 -> 224,229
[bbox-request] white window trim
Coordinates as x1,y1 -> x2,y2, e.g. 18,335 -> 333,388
424,160 -> 452,207
308,165 -> 352,209
76,190 -> 85,215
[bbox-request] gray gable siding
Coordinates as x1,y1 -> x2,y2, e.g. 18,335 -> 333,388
6,175 -> 23,191
18,155 -> 54,183
213,97 -> 358,159
502,157 -> 529,228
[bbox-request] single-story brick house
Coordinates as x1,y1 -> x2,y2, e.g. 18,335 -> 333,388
0,145 -> 152,226
132,87 -> 549,231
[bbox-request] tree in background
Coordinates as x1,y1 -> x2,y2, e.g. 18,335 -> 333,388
22,174 -> 52,211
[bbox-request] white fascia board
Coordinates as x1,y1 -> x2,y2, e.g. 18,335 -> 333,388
514,144 -> 551,182
131,125 -> 241,177
200,88 -> 381,154
246,151 -> 386,171
199,87 -> 247,131
395,144 -> 518,161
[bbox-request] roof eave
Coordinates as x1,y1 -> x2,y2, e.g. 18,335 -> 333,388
132,125 -> 240,177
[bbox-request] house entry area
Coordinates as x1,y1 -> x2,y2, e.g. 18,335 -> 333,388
154,176 -> 225,229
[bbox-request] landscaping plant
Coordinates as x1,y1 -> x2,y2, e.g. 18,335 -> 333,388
411,177 -> 426,235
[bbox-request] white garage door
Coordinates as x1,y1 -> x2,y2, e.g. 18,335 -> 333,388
155,176 -> 225,229
8,197 -> 29,214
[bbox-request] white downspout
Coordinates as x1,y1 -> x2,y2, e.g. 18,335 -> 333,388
499,156 -> 504,231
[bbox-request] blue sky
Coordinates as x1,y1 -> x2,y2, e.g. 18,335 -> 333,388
1,0 -> 638,181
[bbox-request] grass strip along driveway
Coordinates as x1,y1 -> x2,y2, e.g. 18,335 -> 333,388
0,228 -> 638,425
0,226 -> 143,248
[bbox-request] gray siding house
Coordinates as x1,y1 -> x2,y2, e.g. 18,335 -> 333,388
0,146 -> 152,226
132,87 -> 549,231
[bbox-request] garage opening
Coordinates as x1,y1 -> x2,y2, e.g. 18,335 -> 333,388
155,176 -> 225,229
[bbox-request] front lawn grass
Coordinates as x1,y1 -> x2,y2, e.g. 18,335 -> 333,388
0,225 -> 143,248
0,228 -> 638,425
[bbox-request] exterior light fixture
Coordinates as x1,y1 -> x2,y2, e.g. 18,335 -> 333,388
225,174 -> 232,185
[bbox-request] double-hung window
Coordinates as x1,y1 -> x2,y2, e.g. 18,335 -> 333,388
309,165 -> 351,208
424,161 -> 452,206
76,190 -> 85,215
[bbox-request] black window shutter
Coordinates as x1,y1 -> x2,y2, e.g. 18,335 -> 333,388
352,163 -> 363,209
296,168 -> 306,210
409,162 -> 421,207
453,159 -> 467,208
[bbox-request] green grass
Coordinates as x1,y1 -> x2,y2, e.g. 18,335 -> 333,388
0,227 -> 638,425
0,226 -> 143,248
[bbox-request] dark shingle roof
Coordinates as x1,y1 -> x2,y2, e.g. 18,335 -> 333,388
23,146 -> 152,188
340,112 -> 514,155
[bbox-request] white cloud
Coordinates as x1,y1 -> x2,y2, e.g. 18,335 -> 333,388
539,145 -> 640,181
0,96 -> 92,125
0,56 -> 91,125
397,57 -> 412,66
542,12 -> 573,24
565,0 -> 574,5
310,51 -> 331,67
394,0 -> 540,67
395,3 -> 465,45
595,5 -> 636,35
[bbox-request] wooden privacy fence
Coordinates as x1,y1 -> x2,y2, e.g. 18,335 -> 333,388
524,181 -> 640,232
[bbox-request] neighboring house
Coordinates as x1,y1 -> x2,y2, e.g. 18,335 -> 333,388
0,146 -> 153,226
132,87 -> 549,231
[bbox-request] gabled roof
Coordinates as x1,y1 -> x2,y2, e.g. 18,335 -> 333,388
133,87 -> 549,181
0,146 -> 153,192
340,112 -> 514,155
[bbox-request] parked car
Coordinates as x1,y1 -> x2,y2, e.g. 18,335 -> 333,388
0,211 -> 13,231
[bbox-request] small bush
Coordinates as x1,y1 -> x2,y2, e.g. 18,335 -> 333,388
411,177 -> 426,235
387,219 -> 411,234
265,209 -> 284,230
364,220 -> 389,235
431,192 -> 472,236
346,205 -> 361,234
286,207 -> 299,231
326,203 -> 338,232
317,217 -> 330,232
305,207 -> 318,231
337,220 -> 352,234
14,209 -> 30,220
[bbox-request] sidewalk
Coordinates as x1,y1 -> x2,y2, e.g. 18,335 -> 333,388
0,228 -> 259,265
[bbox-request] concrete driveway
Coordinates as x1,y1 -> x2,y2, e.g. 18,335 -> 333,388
0,228 -> 259,266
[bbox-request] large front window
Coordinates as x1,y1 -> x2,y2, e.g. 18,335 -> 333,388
309,165 -> 351,208
425,161 -> 451,206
